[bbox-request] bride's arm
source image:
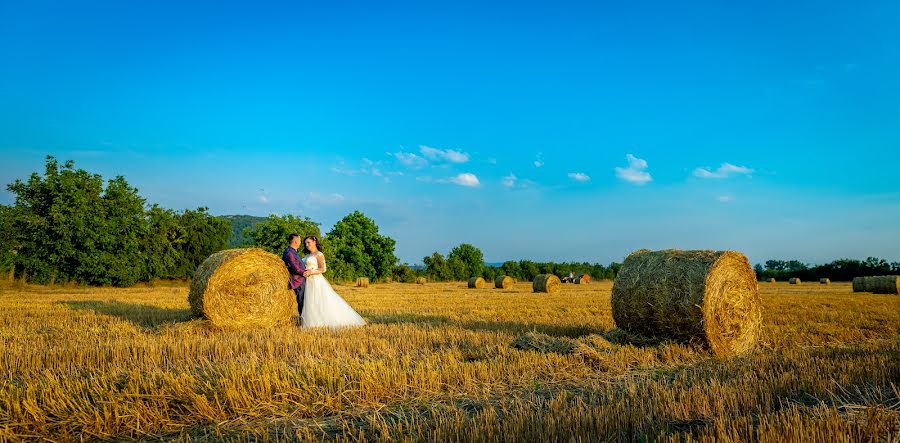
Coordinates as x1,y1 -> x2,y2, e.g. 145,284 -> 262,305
314,252 -> 326,275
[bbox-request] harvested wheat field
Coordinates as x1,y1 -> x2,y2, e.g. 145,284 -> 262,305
1,280 -> 899,442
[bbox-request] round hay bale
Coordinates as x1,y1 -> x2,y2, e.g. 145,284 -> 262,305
819,278 -> 831,285
494,275 -> 513,289
416,277 -> 427,285
789,277 -> 801,285
767,278 -> 776,283
852,276 -> 867,292
468,277 -> 485,289
574,274 -> 591,284
355,277 -> 369,288
611,249 -> 762,358
533,274 -> 561,294
188,248 -> 296,329
868,275 -> 899,295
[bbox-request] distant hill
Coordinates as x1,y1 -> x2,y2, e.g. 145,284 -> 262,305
219,215 -> 267,247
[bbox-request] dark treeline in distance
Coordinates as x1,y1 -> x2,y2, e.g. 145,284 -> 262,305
755,258 -> 900,282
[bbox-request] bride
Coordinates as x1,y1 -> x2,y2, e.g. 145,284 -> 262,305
299,235 -> 366,327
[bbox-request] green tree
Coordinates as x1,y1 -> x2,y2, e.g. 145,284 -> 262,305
423,252 -> 450,281
392,264 -> 417,283
446,255 -> 466,281
500,260 -> 522,280
447,243 -> 484,279
246,214 -> 321,255
172,208 -> 230,278
326,211 -> 397,282
0,205 -> 17,279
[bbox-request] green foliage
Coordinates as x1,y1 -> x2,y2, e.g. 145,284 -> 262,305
423,252 -> 450,281
0,205 -> 17,277
325,211 -> 397,282
245,214 -> 321,255
220,215 -> 267,247
447,243 -> 484,279
4,156 -> 231,286
756,257 -> 900,281
391,264 -> 418,283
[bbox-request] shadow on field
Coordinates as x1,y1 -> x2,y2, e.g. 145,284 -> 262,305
60,300 -> 191,328
365,312 -> 601,338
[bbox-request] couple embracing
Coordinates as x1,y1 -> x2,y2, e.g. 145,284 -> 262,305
281,234 -> 366,327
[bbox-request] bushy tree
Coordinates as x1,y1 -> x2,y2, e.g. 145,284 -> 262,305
423,252 -> 450,281
447,243 -> 484,279
392,264 -> 417,283
0,205 -> 17,279
326,211 -> 397,282
500,260 -> 522,280
246,214 -> 321,255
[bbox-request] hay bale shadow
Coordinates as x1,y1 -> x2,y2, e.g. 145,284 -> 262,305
60,300 -> 191,328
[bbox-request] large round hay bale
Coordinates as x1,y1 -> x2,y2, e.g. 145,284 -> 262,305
767,278 -> 776,283
574,274 -> 591,284
188,248 -> 296,328
869,275 -> 899,294
468,277 -> 485,289
789,277 -> 801,285
416,277 -> 427,285
533,274 -> 562,294
495,275 -> 513,289
611,249 -> 762,357
852,276 -> 867,292
356,277 -> 369,288
819,278 -> 831,285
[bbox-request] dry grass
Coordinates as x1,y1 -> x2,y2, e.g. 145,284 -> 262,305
1,280 -> 899,441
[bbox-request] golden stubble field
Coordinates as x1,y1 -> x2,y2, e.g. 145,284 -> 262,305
0,280 -> 898,442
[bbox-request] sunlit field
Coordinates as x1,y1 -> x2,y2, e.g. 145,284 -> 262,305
1,280 -> 898,441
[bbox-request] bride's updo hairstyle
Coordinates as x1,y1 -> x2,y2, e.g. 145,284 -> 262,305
303,235 -> 322,254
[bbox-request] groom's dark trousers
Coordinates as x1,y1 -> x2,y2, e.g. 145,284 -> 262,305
282,246 -> 306,317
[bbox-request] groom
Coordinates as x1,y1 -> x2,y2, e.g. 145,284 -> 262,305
282,233 -> 306,319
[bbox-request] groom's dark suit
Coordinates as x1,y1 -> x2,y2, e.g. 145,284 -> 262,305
282,247 -> 306,317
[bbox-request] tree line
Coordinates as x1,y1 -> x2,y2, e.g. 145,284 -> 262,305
0,157 -> 398,286
754,258 -> 900,282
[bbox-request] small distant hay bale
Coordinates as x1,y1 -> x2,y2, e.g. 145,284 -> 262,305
852,276 -> 867,292
819,278 -> 831,285
188,248 -> 296,329
468,277 -> 485,289
767,278 -> 776,283
533,274 -> 562,294
868,275 -> 900,295
611,249 -> 762,358
789,277 -> 801,285
574,274 -> 591,284
415,277 -> 427,285
355,277 -> 369,288
494,275 -> 513,289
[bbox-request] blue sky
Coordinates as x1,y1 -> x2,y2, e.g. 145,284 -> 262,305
2,0 -> 899,265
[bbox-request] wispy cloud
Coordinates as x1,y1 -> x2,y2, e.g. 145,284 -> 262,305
717,194 -> 734,203
391,151 -> 429,169
258,195 -> 269,204
449,173 -> 480,187
693,162 -> 753,179
568,172 -> 590,183
615,154 -> 652,185
534,153 -> 544,168
501,173 -> 517,188
420,145 -> 469,163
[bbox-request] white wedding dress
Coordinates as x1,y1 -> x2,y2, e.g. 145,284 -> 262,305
300,252 -> 366,328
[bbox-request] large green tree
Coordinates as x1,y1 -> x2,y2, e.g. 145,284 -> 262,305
326,211 -> 397,282
0,205 -> 17,279
246,214 -> 322,255
423,252 -> 450,281
447,243 -> 484,280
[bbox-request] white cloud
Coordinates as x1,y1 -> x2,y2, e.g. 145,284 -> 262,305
391,151 -> 429,169
718,195 -> 734,203
449,173 -> 481,187
568,172 -> 590,182
488,158 -> 497,165
258,195 -> 269,204
420,145 -> 469,163
501,173 -> 517,188
534,152 -> 544,168
615,154 -> 652,185
305,192 -> 346,205
693,162 -> 754,179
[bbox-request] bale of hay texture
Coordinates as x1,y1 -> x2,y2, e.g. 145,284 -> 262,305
189,248 -> 296,328
611,249 -> 762,357
868,275 -> 900,294
468,277 -> 485,289
574,274 -> 591,284
416,277 -> 427,285
767,278 -> 776,283
356,277 -> 369,288
533,274 -> 562,294
852,276 -> 867,292
495,275 -> 513,289
819,278 -> 831,285
789,277 -> 801,285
